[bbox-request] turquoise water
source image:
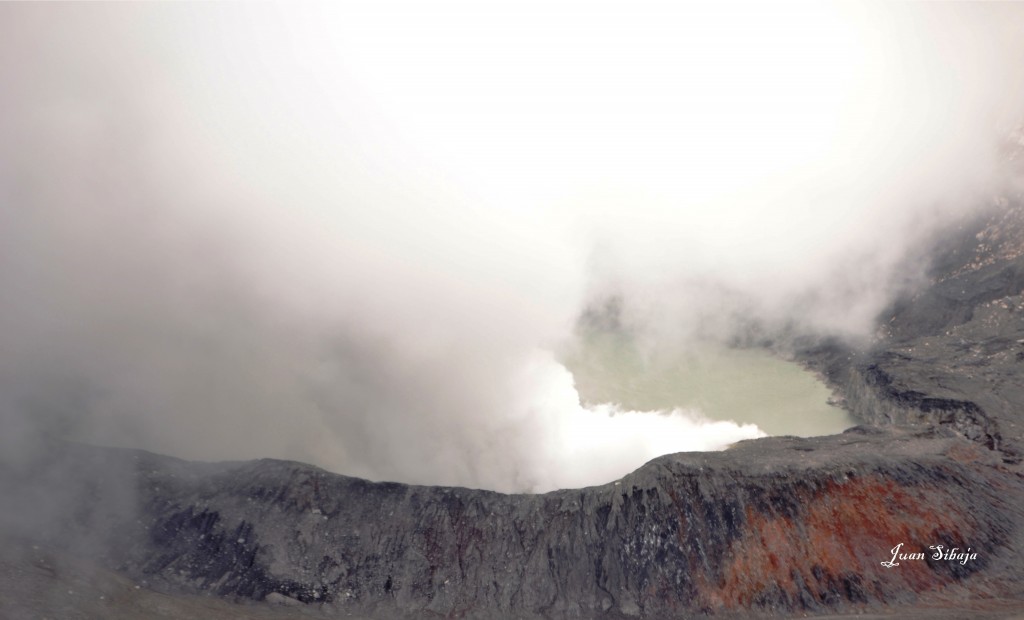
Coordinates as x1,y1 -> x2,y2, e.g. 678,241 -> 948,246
561,331 -> 855,437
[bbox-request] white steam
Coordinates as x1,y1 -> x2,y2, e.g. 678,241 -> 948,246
502,352 -> 765,491
1,2 -> 1023,491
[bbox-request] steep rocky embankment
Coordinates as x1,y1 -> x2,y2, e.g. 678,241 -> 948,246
804,203 -> 1024,471
4,204 -> 1024,619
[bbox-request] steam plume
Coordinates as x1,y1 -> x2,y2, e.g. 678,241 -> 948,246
1,2 -> 1022,492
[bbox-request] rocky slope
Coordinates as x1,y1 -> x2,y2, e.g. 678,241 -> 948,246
802,202 -> 1024,470
4,203 -> 1024,619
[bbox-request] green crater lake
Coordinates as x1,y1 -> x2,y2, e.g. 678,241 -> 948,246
561,330 -> 856,437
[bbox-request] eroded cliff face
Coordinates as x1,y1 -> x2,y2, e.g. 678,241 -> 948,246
137,431 -> 1024,618
806,204 -> 1024,469
5,203 -> 1024,619
5,427 -> 1022,620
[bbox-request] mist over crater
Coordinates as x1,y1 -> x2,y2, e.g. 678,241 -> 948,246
2,1 -> 1024,495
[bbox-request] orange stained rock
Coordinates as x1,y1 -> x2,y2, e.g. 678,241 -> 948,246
705,475 -> 974,610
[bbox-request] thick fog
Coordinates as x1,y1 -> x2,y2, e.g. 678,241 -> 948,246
2,2 -> 1023,492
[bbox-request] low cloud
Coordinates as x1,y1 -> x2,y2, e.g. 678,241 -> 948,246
1,2 -> 1022,493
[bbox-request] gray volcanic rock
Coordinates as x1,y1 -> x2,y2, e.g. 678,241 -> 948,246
5,202 -> 1024,619
804,202 -> 1024,469
110,431 -> 1024,618
5,428 -> 1024,619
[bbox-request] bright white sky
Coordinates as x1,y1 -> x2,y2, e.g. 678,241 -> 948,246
166,0 -> 1018,322
188,2 -> 873,200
